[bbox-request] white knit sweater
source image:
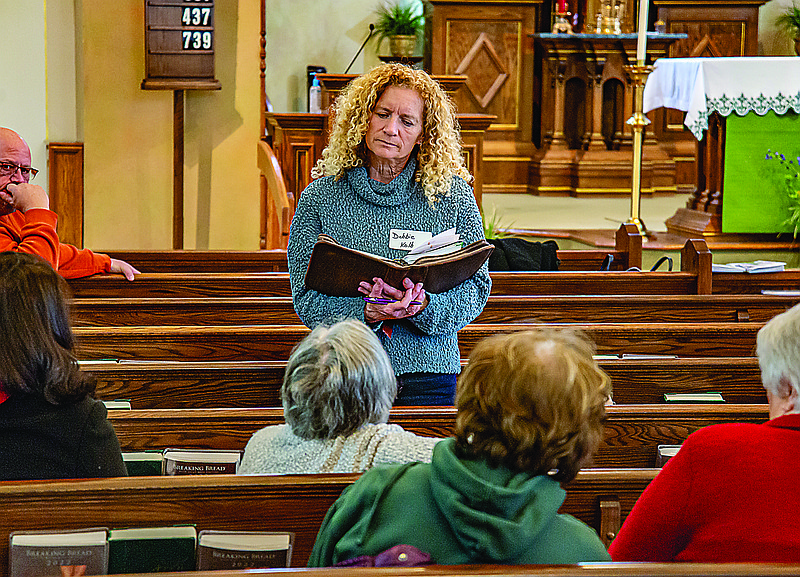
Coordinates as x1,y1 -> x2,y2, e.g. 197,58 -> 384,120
237,423 -> 442,474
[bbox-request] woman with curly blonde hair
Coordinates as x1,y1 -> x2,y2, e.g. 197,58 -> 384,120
288,63 -> 490,406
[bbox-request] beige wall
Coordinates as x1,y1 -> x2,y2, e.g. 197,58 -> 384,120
1,1 -> 48,183
760,0 -> 798,55
264,0 -> 392,113
79,0 -> 261,250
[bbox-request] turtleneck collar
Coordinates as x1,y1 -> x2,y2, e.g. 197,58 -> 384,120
346,156 -> 418,207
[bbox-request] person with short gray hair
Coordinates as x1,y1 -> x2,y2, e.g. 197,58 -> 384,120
610,302 -> 800,561
238,319 -> 440,474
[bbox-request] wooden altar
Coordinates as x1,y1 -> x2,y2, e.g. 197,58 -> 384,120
529,33 -> 685,197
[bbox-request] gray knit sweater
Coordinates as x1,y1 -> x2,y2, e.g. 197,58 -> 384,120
237,423 -> 441,474
287,158 -> 491,376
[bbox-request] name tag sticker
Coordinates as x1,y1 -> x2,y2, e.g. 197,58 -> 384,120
389,229 -> 432,251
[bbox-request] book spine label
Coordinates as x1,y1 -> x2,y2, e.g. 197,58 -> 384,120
11,544 -> 108,577
164,461 -> 237,475
197,547 -> 288,570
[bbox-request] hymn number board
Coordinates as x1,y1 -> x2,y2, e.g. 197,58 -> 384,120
142,0 -> 221,90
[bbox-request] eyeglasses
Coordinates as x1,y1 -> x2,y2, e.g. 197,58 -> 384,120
0,162 -> 38,181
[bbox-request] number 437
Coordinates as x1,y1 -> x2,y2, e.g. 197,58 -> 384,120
182,7 -> 211,25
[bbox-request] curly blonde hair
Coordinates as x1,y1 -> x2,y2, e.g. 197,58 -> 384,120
454,328 -> 612,483
311,63 -> 472,204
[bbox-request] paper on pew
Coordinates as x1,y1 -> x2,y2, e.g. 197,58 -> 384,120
664,392 -> 724,402
712,260 -> 786,273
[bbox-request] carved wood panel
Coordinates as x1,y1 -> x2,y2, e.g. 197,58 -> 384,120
428,1 -> 542,143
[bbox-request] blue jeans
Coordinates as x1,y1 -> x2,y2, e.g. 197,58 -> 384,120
395,372 -> 457,406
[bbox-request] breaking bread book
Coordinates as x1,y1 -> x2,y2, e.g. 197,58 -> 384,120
10,528 -> 109,577
196,531 -> 293,570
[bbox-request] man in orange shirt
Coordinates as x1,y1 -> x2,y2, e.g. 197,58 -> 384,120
0,127 -> 139,280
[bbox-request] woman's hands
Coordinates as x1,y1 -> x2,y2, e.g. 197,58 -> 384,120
360,277 -> 428,323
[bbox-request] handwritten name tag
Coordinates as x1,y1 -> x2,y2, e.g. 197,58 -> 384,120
388,229 -> 432,251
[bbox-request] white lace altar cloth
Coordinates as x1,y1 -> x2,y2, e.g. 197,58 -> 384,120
643,57 -> 800,140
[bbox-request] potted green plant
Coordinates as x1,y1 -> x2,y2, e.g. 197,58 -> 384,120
775,2 -> 800,56
374,1 -> 425,58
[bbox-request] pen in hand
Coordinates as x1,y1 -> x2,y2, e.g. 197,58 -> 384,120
362,296 -> 423,306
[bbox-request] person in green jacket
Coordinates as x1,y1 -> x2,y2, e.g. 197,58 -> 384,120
308,327 -> 613,566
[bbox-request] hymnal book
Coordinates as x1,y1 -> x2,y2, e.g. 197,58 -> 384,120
101,400 -> 131,410
712,260 -> 786,273
656,445 -> 682,467
664,392 -> 724,403
122,451 -> 164,476
10,528 -> 109,577
107,526 -> 196,574
304,233 -> 493,296
162,449 -> 242,475
196,531 -> 293,570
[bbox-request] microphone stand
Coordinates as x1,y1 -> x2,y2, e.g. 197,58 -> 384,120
344,24 -> 375,74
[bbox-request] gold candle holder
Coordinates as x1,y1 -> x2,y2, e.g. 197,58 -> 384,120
552,9 -> 574,34
624,64 -> 654,237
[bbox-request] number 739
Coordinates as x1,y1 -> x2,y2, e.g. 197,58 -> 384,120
182,30 -> 212,50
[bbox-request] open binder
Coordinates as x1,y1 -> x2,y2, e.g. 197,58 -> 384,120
304,234 -> 493,297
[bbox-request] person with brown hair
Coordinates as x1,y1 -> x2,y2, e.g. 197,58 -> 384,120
0,252 -> 127,480
308,327 -> 612,566
287,63 -> 490,406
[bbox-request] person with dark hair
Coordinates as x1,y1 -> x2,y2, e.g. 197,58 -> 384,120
0,251 -> 127,480
238,319 -> 440,474
0,127 -> 139,280
308,327 -> 612,566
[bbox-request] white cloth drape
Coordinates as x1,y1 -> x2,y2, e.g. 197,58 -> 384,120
643,57 -> 800,140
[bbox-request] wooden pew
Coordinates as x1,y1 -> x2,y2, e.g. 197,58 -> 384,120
107,404 -> 770,468
100,223 -> 642,273
0,468 -> 659,570
102,249 -> 290,273
69,234 -> 715,299
67,270 -> 707,299
82,563 -> 800,577
70,293 -> 799,327
74,322 -> 762,362
713,271 -> 800,294
88,357 -> 767,409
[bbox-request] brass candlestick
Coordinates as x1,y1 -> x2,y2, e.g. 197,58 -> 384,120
624,63 -> 654,237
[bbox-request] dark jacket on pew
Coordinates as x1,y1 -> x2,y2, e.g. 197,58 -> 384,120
0,394 -> 127,480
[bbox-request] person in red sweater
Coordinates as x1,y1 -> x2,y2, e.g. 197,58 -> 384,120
0,127 -> 139,280
609,302 -> 800,562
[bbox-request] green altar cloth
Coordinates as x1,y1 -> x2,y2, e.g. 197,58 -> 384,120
723,111 -> 800,234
